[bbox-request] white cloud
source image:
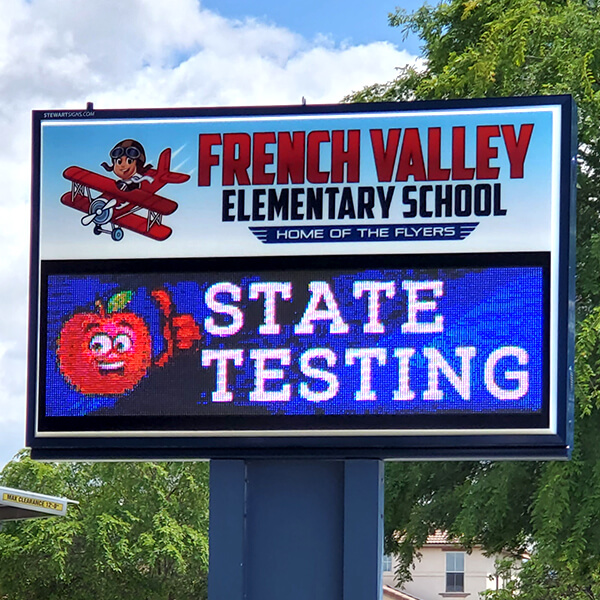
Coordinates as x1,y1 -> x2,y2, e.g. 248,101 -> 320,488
2,0 -> 416,111
93,39 -> 412,109
0,0 -> 418,470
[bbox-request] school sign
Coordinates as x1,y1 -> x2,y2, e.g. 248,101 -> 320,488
27,96 -> 576,460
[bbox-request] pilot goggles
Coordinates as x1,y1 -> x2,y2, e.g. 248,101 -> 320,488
110,146 -> 141,160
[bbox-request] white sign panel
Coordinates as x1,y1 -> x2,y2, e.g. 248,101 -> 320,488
38,104 -> 560,260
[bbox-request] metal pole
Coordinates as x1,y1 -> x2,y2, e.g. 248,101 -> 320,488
209,459 -> 384,600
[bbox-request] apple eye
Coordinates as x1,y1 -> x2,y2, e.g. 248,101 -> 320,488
89,334 -> 112,355
113,334 -> 133,353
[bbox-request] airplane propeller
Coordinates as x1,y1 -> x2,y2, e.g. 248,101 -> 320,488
81,198 -> 117,226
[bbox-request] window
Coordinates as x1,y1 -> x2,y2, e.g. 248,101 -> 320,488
382,554 -> 393,572
446,552 -> 465,592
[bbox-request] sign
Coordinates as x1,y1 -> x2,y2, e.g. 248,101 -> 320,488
0,486 -> 76,521
27,97 -> 576,460
2,492 -> 63,512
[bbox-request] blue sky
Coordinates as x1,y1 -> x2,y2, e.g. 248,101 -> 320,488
0,0 -> 426,471
202,0 -> 424,53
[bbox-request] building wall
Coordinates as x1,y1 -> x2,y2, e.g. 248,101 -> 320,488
383,546 -> 506,600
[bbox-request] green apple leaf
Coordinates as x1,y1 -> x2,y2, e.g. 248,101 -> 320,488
107,291 -> 133,313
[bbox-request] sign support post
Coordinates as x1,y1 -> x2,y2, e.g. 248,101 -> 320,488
209,459 -> 384,600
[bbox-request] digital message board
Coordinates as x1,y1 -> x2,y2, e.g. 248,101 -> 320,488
27,96 -> 576,460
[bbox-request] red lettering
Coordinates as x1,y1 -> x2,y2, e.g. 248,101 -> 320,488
395,128 -> 427,182
452,127 -> 475,180
306,131 -> 330,184
331,130 -> 360,183
222,133 -> 251,186
370,129 -> 400,182
252,132 -> 276,185
277,131 -> 305,184
427,128 -> 451,181
502,124 -> 534,178
198,133 -> 221,186
476,125 -> 501,179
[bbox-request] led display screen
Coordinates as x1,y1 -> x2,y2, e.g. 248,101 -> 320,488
37,254 -> 549,436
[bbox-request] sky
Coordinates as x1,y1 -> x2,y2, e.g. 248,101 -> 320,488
202,0 -> 424,53
0,0 -> 425,471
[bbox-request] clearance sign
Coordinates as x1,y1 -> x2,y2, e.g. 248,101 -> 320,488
2,492 -> 63,512
0,486 -> 73,520
27,96 -> 576,460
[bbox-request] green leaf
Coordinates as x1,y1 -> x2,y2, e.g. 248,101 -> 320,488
107,291 -> 133,314
0,452 -> 210,599
347,1 -> 600,598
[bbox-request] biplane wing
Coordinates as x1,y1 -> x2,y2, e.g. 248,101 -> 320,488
60,190 -> 174,241
63,166 -> 178,215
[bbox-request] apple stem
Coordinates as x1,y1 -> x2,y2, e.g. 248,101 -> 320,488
95,299 -> 106,318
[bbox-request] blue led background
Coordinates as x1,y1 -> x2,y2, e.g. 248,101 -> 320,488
44,266 -> 544,417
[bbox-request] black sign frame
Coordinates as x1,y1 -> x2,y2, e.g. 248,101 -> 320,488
27,95 -> 576,460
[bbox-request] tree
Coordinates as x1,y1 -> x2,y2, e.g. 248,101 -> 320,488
347,1 -> 600,596
0,452 -> 209,600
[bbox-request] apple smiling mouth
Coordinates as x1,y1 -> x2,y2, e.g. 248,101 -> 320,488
98,361 -> 125,374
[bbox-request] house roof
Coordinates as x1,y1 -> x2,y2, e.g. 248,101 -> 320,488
394,529 -> 463,547
383,585 -> 422,600
424,530 -> 459,546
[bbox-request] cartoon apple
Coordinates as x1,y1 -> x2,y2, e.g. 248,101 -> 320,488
57,291 -> 152,395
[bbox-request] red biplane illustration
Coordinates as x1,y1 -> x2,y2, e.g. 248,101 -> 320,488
61,148 -> 190,241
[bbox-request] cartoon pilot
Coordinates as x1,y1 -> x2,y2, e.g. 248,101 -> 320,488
101,139 -> 154,191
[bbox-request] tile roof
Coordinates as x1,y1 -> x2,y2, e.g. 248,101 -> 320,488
383,585 -> 423,600
423,530 -> 461,546
394,529 -> 462,547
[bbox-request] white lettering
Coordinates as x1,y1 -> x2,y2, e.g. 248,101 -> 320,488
249,348 -> 291,402
393,348 -> 416,401
294,281 -> 350,334
401,280 -> 444,333
485,346 -> 529,399
249,281 -> 292,335
345,347 -> 387,401
299,348 -> 339,402
423,346 -> 476,400
201,349 -> 243,402
204,282 -> 244,336
353,280 -> 396,333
